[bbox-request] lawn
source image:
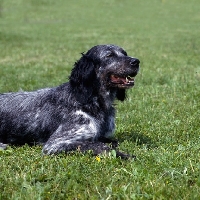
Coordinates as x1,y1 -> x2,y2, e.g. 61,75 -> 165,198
0,0 -> 200,199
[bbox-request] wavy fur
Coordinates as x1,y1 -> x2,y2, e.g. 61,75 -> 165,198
0,44 -> 140,159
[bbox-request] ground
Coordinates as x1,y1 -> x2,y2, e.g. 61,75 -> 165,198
0,0 -> 200,199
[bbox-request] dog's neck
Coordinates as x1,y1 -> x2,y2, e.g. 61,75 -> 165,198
98,86 -> 117,110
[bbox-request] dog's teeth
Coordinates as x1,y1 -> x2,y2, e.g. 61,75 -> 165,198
126,77 -> 129,83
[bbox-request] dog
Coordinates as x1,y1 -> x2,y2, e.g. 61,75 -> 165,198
0,44 -> 140,159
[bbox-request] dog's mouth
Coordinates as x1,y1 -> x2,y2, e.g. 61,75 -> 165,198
110,74 -> 135,88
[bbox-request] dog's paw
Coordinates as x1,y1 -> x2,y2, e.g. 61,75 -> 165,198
98,137 -> 119,148
42,141 -> 82,155
42,143 -> 67,155
116,151 -> 136,160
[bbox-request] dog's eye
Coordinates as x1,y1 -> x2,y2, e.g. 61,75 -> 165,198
106,52 -> 113,57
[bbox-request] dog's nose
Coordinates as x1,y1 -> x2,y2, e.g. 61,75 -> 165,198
130,58 -> 140,66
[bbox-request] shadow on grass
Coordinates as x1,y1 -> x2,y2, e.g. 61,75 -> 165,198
117,131 -> 157,149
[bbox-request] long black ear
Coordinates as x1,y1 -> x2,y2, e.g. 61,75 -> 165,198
116,89 -> 126,101
69,54 -> 100,104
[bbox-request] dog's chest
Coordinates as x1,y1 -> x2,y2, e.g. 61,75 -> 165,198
101,114 -> 115,138
74,109 -> 115,138
94,108 -> 115,138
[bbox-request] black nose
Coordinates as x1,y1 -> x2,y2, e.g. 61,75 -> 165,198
130,58 -> 140,66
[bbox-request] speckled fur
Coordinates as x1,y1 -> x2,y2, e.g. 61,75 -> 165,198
0,44 -> 140,158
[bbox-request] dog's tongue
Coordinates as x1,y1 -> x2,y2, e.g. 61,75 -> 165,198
111,75 -> 134,84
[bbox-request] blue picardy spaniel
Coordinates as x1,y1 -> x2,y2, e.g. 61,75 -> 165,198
0,44 -> 140,159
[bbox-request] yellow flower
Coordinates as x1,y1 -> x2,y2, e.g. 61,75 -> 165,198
96,156 -> 101,162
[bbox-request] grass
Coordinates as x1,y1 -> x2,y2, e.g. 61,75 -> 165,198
0,0 -> 200,199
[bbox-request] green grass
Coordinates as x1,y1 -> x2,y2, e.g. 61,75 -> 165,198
0,0 -> 200,199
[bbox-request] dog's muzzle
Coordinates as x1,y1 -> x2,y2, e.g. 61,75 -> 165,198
110,58 -> 140,88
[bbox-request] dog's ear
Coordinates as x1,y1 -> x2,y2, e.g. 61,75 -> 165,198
69,54 -> 100,104
116,89 -> 126,101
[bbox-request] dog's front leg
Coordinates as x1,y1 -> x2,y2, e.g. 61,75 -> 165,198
42,123 -> 97,155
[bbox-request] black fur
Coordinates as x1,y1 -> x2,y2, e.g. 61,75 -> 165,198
0,44 -> 140,159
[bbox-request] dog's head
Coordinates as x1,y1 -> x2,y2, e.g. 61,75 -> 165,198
69,44 -> 140,103
86,44 -> 140,89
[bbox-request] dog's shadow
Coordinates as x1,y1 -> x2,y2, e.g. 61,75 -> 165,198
116,131 -> 157,149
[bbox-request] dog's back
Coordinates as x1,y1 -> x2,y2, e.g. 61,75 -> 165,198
0,86 -> 67,145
